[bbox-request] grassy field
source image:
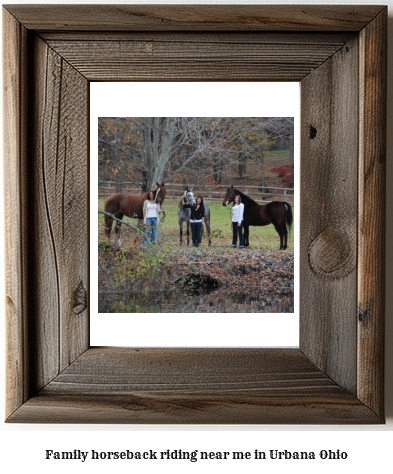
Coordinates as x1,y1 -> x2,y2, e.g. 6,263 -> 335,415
98,197 -> 295,251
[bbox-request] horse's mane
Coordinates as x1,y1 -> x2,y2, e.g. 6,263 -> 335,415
234,189 -> 259,206
145,185 -> 160,196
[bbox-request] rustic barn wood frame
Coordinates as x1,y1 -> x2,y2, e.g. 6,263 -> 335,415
3,5 -> 386,424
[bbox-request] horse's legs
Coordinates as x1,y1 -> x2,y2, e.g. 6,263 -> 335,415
179,220 -> 191,246
272,224 -> 282,250
279,230 -> 284,250
282,225 -> 288,250
244,224 -> 250,247
179,221 -> 183,246
199,223 -> 211,246
274,224 -> 286,250
104,213 -> 113,239
114,213 -> 123,246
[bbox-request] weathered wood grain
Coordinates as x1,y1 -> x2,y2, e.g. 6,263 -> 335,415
9,392 -> 379,425
3,5 -> 384,32
300,36 -> 359,394
44,348 -> 338,393
358,9 -> 387,417
29,36 -> 89,388
41,31 -> 354,44
7,349 -> 380,424
3,8 -> 30,418
45,38 -> 348,82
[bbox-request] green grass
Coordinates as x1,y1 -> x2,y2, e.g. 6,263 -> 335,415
98,198 -> 294,251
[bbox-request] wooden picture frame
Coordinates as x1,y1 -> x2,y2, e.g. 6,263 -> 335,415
3,5 -> 386,424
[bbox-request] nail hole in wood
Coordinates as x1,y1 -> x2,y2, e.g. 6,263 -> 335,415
309,125 -> 317,139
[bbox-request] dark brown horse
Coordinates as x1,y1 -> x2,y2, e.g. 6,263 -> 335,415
104,182 -> 166,241
222,185 -> 293,250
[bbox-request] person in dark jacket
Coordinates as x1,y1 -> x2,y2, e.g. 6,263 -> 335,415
183,195 -> 205,247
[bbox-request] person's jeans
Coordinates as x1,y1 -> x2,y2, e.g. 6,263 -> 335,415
232,221 -> 244,248
144,217 -> 157,244
190,221 -> 202,246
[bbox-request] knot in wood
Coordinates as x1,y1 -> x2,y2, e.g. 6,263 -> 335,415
309,125 -> 317,139
73,281 -> 87,315
308,228 -> 355,279
358,307 -> 369,323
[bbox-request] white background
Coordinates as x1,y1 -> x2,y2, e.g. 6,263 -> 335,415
90,82 -> 300,348
1,0 -> 392,473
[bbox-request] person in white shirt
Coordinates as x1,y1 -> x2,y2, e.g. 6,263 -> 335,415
142,191 -> 162,244
230,194 -> 245,249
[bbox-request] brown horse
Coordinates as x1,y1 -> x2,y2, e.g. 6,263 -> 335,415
222,185 -> 293,250
104,182 -> 166,241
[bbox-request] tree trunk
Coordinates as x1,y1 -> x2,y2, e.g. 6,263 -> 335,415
152,117 -> 175,187
238,152 -> 247,178
213,152 -> 224,184
115,118 -> 122,193
143,118 -> 175,191
143,118 -> 154,191
260,149 -> 266,191
289,135 -> 294,164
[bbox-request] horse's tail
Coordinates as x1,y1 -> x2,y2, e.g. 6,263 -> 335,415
283,201 -> 293,233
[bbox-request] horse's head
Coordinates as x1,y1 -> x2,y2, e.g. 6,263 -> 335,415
222,185 -> 236,206
184,187 -> 196,206
154,182 -> 166,205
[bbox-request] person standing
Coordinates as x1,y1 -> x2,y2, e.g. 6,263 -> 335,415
230,194 -> 245,249
183,195 -> 205,247
143,191 -> 162,245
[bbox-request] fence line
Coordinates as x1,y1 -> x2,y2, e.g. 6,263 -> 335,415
98,181 -> 294,202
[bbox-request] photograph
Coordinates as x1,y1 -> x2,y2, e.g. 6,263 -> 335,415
98,117 -> 295,314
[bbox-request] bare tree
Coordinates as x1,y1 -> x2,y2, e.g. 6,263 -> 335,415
98,117 -> 294,191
